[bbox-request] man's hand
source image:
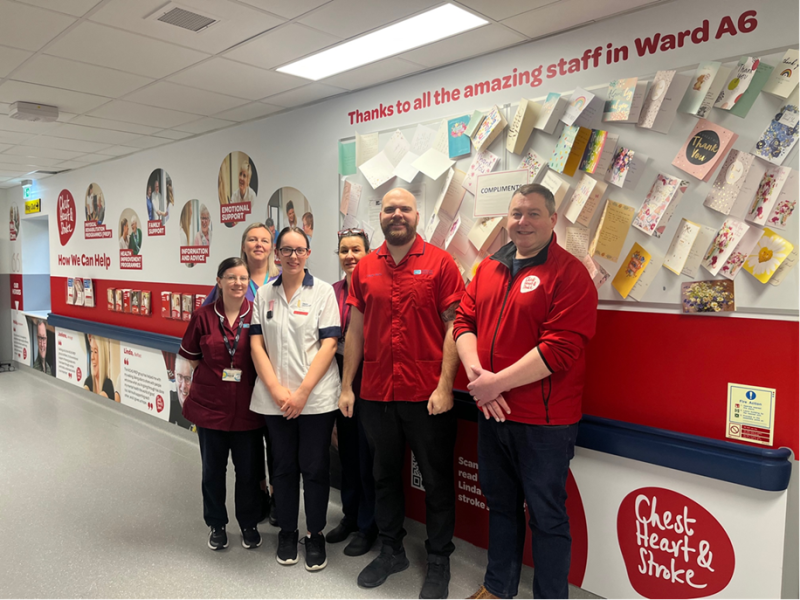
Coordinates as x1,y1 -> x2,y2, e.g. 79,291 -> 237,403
339,387 -> 356,418
468,365 -> 506,404
282,388 -> 310,420
428,386 -> 454,415
479,394 -> 511,422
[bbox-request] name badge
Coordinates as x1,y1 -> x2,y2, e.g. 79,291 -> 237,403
222,368 -> 242,382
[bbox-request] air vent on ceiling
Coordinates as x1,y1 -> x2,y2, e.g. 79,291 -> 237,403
146,3 -> 220,33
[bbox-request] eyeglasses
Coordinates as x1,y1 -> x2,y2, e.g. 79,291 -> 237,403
278,247 -> 309,257
222,276 -> 249,283
338,228 -> 364,238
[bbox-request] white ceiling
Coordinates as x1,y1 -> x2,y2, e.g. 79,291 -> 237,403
0,0 -> 666,188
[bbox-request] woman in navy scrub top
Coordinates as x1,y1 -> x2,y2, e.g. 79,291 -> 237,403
179,257 -> 264,551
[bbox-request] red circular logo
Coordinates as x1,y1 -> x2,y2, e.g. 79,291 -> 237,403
22,348 -> 27,360
155,395 -> 164,413
76,367 -> 82,381
58,190 -> 76,246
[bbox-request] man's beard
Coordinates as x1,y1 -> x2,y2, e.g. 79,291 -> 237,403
381,218 -> 416,246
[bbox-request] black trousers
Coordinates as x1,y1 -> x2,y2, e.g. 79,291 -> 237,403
360,399 -> 457,557
255,426 -> 274,487
265,411 -> 337,534
196,426 -> 263,529
335,354 -> 376,535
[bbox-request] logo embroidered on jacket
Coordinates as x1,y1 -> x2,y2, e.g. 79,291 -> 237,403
520,275 -> 540,293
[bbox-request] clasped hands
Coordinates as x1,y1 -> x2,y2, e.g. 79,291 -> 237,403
271,385 -> 309,419
468,365 -> 511,422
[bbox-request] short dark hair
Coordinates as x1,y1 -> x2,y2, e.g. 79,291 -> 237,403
276,226 -> 310,250
265,217 -> 275,227
286,201 -> 294,212
514,183 -> 556,215
216,256 -> 249,279
338,230 -> 370,253
302,212 -> 313,228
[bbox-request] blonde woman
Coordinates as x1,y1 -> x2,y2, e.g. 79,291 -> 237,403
194,205 -> 212,247
83,334 -> 115,399
180,202 -> 193,247
231,161 -> 257,204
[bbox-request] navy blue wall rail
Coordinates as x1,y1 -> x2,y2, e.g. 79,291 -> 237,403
47,314 -> 181,354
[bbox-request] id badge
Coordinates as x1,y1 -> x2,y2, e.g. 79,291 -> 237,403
222,368 -> 242,383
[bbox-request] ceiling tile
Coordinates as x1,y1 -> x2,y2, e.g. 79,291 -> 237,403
121,136 -> 172,149
15,0 -> 103,17
224,23 -> 341,71
399,24 -> 527,68
298,0 -> 441,38
0,0 -> 76,52
0,170 -> 23,178
68,153 -> 110,164
45,21 -> 209,78
172,117 -> 235,134
11,55 -> 155,98
46,122 -> 143,145
0,161 -> 41,171
56,111 -> 78,122
322,57 -> 425,90
235,0 -> 331,20
93,145 -> 140,157
0,153 -> 64,166
87,100 -> 201,128
0,45 -> 33,78
88,0 -> 286,55
0,80 -> 111,114
456,0 -> 558,21
263,83 -> 346,108
168,58 -> 306,100
212,102 -> 282,122
3,145 -> 85,160
0,130 -> 33,144
0,143 -> 10,153
0,101 -> 8,114
502,0 -> 659,39
0,115 -> 67,134
123,81 -> 249,116
53,159 -> 97,169
22,135 -> 111,153
69,115 -> 162,135
153,129 -> 193,140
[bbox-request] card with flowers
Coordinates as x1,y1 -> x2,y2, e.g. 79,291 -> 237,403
603,78 -> 648,123
753,94 -> 799,165
472,105 -> 507,152
517,150 -> 549,183
629,255 -> 663,302
720,227 -> 762,280
612,243 -> 651,298
633,174 -> 689,238
605,146 -> 648,189
447,115 -> 471,159
766,169 -> 799,229
746,165 -> 793,225
462,150 -> 499,194
704,150 -> 767,218
681,280 -> 735,313
743,228 -> 794,284
581,254 -> 610,289
701,217 -> 750,276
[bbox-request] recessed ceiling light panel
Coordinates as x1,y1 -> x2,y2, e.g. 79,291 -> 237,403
278,4 -> 488,81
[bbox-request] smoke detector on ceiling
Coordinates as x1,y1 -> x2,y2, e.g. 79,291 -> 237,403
145,2 -> 221,33
9,102 -> 59,123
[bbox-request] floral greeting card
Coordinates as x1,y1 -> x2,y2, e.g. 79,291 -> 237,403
517,150 -> 549,184
719,227 -> 762,280
462,150 -> 499,194
603,78 -> 647,123
472,105 -> 507,151
612,243 -> 651,299
447,115 -> 471,159
672,119 -> 738,181
632,174 -> 689,238
753,94 -> 799,165
766,169 -> 799,229
704,150 -> 766,218
605,147 -> 647,189
701,217 -> 750,276
743,228 -> 794,283
581,254 -> 610,289
746,165 -> 793,225
681,280 -> 735,313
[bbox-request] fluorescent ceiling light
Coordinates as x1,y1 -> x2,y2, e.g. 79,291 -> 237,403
277,4 -> 488,81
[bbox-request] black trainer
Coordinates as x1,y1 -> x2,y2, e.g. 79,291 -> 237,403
208,526 -> 228,551
357,545 -> 409,588
325,519 -> 357,544
419,555 -> 450,599
277,529 -> 299,565
241,527 -> 262,549
305,532 -> 327,571
344,530 -> 378,557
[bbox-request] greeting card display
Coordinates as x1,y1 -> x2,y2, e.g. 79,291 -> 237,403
746,165 -> 794,225
663,219 -> 701,275
753,95 -> 799,165
549,125 -> 591,177
465,110 -> 485,138
728,61 -> 774,119
766,169 -> 799,230
561,88 -> 601,128
681,280 -> 735,313
612,243 -> 651,299
447,115 -> 471,159
696,66 -> 731,119
603,78 -> 648,123
701,218 -> 750,276
539,171 -> 571,210
743,228 -> 794,283
535,92 -> 567,134
579,130 -> 609,174
581,255 -> 610,289
762,49 -> 799,98
672,118 -> 738,181
632,174 -> 689,238
462,150 -> 499,195
593,133 -> 619,175
681,224 -> 718,278
517,150 -> 549,184
563,174 -> 608,227
637,70 -> 691,133
506,99 -> 540,154
679,61 -> 723,116
472,105 -> 507,152
704,150 -> 767,218
605,147 -> 647,189
719,227 -> 762,280
588,200 -> 635,262
714,56 -> 759,110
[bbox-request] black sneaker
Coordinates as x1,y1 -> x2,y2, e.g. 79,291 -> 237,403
325,519 -> 357,544
277,529 -> 299,565
241,527 -> 262,549
208,526 -> 228,551
419,555 -> 450,599
305,532 -> 327,571
357,545 -> 409,588
344,530 -> 377,557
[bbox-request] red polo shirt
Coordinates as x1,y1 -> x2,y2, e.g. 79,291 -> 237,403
178,298 -> 263,431
347,235 -> 465,402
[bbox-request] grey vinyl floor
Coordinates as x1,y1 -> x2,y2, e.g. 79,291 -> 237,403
0,367 -> 602,599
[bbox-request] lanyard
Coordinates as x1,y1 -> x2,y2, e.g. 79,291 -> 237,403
219,315 -> 245,368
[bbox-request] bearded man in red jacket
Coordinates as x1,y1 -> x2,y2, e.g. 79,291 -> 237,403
454,183 -> 598,600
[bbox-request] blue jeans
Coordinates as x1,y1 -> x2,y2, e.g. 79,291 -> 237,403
478,419 -> 579,599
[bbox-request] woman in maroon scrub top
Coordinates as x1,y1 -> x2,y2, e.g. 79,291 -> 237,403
179,257 -> 264,551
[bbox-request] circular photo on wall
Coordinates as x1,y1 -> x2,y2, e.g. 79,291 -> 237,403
218,152 -> 259,228
179,199 -> 212,268
85,183 -> 106,225
119,208 -> 143,255
146,169 -> 174,233
267,187 -> 313,241
9,203 -> 20,240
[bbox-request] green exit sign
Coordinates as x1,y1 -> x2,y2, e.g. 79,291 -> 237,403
23,187 -> 35,200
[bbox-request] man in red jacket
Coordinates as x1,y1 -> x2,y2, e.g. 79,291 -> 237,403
454,183 -> 598,599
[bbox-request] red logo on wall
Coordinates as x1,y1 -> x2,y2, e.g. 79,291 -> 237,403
58,190 -> 76,246
155,395 -> 164,413
76,367 -> 82,382
22,348 -> 27,360
617,487 -> 734,599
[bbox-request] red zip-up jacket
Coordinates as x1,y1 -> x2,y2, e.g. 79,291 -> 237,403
453,235 -> 598,425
